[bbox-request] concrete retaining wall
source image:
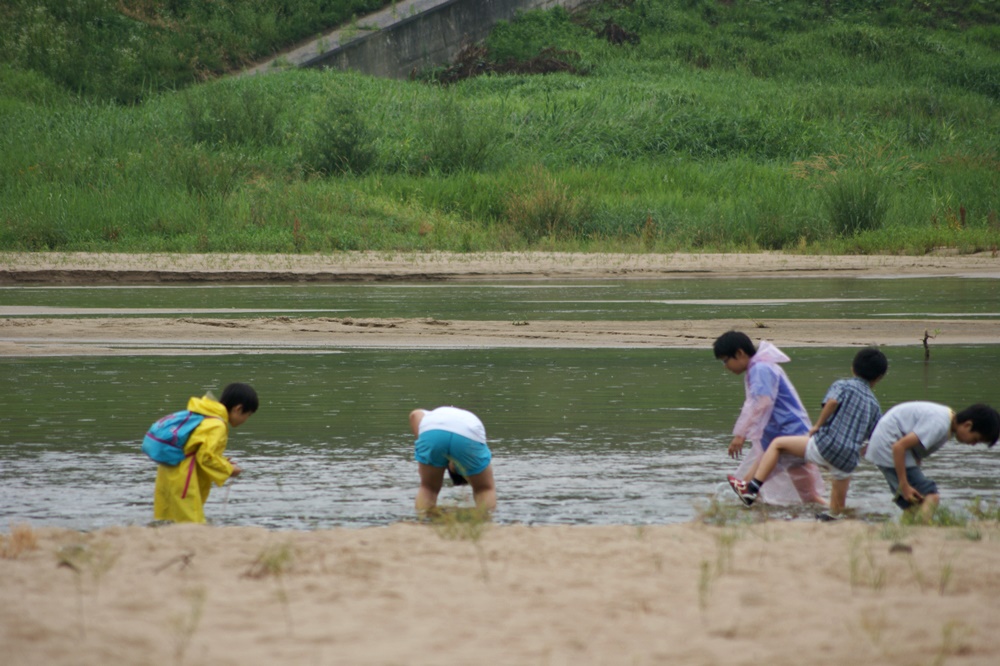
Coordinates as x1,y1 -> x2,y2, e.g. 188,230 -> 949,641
304,0 -> 593,79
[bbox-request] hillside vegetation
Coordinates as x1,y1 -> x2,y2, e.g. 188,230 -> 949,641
2,0 -> 998,254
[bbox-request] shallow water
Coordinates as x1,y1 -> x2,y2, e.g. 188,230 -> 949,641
2,276 -> 1000,320
2,345 -> 998,531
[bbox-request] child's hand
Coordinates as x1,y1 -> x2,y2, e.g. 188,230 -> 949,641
899,483 -> 923,504
728,436 -> 746,459
229,460 -> 242,477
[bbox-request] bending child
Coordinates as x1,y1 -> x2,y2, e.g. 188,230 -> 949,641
714,330 -> 825,505
153,382 -> 258,523
864,401 -> 999,519
409,406 -> 496,512
728,347 -> 887,514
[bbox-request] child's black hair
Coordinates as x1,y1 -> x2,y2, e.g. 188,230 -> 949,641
852,347 -> 888,382
713,330 -> 756,360
956,404 -> 1000,447
220,382 -> 259,413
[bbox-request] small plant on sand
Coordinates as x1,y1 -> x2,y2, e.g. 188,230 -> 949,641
932,620 -> 974,665
55,540 -> 120,637
848,533 -> 886,592
0,523 -> 39,559
697,559 -> 713,611
171,587 -> 207,666
243,542 -> 296,635
693,495 -> 754,527
430,505 -> 492,581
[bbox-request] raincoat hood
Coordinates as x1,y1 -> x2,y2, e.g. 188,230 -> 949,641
187,395 -> 229,424
749,340 -> 790,366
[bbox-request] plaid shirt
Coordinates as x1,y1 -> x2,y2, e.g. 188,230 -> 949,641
814,377 -> 882,473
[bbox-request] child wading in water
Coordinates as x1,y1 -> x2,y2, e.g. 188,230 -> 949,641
728,347 -> 887,516
714,331 -> 825,505
409,406 -> 496,512
864,401 -> 999,520
153,383 -> 258,523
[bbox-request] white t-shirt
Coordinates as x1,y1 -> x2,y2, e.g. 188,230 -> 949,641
418,406 -> 486,444
864,401 -> 953,469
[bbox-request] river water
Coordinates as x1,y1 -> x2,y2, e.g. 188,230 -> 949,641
1,278 -> 998,530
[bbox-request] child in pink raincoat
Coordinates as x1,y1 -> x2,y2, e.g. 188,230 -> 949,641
713,331 -> 825,505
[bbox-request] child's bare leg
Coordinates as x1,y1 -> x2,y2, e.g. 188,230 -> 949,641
829,477 -> 851,514
416,463 -> 445,512
467,465 -> 496,511
750,436 -> 809,483
914,493 -> 940,522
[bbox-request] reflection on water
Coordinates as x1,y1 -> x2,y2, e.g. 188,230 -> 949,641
2,347 -> 998,530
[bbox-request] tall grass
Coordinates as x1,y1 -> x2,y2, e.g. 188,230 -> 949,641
1,0 -> 998,253
0,0 -> 394,103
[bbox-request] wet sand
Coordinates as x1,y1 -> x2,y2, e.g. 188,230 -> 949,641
2,251 -> 999,356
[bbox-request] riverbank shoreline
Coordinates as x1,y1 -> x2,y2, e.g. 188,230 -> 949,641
4,250 -> 1000,283
2,520 -> 999,665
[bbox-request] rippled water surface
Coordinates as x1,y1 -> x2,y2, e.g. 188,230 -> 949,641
2,345 -> 999,530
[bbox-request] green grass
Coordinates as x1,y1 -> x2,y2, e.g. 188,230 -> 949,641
1,0 -> 999,253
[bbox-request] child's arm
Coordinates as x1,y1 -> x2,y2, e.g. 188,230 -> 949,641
891,432 -> 924,504
730,394 -> 773,458
808,399 -> 840,437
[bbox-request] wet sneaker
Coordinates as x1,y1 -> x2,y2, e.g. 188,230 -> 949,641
727,475 -> 757,507
815,511 -> 843,522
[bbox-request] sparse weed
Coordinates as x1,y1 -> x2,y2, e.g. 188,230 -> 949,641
430,505 -> 492,581
693,495 -> 753,527
848,534 -> 886,592
0,523 -> 39,559
171,587 -> 207,666
244,542 -> 295,579
244,542 -> 296,635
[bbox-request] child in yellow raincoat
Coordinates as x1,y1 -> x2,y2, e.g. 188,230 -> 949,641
153,383 -> 259,523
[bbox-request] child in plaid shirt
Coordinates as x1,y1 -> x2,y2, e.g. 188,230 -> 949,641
728,347 -> 887,515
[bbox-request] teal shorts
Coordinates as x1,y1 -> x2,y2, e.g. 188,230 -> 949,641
414,429 -> 492,477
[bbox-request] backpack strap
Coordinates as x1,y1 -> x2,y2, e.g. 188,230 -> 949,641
179,415 -> 227,499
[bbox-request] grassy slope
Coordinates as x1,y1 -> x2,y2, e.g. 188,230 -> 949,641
1,0 -> 998,254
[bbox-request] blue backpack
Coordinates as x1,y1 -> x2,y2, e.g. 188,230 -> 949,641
142,410 -> 209,465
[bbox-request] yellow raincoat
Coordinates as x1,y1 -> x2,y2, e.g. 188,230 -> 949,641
153,395 -> 234,523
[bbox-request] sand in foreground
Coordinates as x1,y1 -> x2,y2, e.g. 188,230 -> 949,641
2,521 -> 999,665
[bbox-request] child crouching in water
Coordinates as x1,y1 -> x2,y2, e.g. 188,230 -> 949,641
153,383 -> 258,524
409,406 -> 496,512
864,401 -> 999,520
728,347 -> 887,516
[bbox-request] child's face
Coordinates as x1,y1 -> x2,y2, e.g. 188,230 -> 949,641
228,405 -> 253,428
719,350 -> 750,375
954,420 -> 985,445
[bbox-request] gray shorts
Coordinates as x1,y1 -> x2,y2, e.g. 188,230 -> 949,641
876,465 -> 939,510
804,436 -> 852,481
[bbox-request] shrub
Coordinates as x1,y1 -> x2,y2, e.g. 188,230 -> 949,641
182,82 -> 284,147
301,98 -> 375,176
824,171 -> 890,237
504,165 -> 590,241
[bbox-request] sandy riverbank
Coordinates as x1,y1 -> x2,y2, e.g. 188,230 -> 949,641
2,252 -> 998,356
2,520 -> 999,665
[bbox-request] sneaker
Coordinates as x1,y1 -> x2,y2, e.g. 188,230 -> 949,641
815,511 -> 843,522
727,475 -> 757,507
